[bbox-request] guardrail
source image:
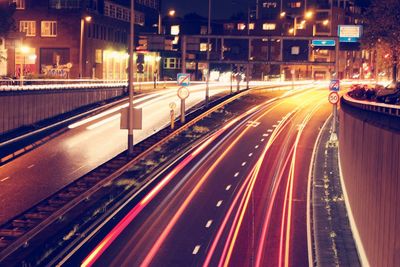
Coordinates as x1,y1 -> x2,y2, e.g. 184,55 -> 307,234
342,94 -> 400,117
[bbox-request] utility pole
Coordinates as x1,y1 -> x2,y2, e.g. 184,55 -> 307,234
205,0 -> 211,107
128,0 -> 135,154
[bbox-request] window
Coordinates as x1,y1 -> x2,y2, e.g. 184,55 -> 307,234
171,25 -> 180,35
200,26 -> 207,35
49,0 -> 80,9
95,49 -> 102,63
163,58 -> 181,69
20,21 -> 36,36
249,23 -> 255,30
12,0 -> 25,9
291,46 -> 300,55
224,23 -> 234,30
237,23 -> 246,30
41,21 -> 57,37
263,23 -> 276,30
288,1 -> 302,8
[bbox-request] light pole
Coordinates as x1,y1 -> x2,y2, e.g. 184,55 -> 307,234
79,16 -> 92,78
19,45 -> 30,87
128,0 -> 135,154
281,11 -> 313,36
205,0 -> 211,107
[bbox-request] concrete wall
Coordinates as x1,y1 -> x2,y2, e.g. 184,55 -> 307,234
0,87 -> 126,135
339,103 -> 400,267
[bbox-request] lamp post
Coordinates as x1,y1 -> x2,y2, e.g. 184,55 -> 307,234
205,0 -> 211,107
281,11 -> 313,36
79,15 -> 92,78
19,45 -> 30,87
128,0 -> 135,154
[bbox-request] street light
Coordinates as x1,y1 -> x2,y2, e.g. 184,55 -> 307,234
206,0 -> 211,107
128,0 -> 135,154
79,15 -> 92,78
168,9 -> 176,17
281,10 -> 313,36
19,45 -> 30,87
323,19 -> 329,26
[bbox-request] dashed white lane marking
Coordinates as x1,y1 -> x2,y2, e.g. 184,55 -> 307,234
272,124 -> 277,128
234,172 -> 239,177
255,145 -> 259,149
226,185 -> 232,191
192,245 -> 201,255
261,139 -> 265,142
263,133 -> 269,137
1,177 -> 10,182
216,200 -> 223,207
248,153 -> 253,157
241,162 -> 247,166
267,129 -> 273,132
28,164 -> 35,169
205,220 -> 213,228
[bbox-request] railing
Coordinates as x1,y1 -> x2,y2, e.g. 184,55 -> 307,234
342,94 -> 400,117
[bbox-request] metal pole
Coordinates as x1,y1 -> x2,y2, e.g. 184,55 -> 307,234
294,16 -> 297,36
128,0 -> 135,154
205,0 -> 211,107
79,18 -> 84,78
180,99 -> 185,123
335,37 -> 339,79
181,35 -> 187,73
247,39 -> 250,90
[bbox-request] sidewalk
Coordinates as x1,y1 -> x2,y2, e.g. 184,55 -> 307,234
311,117 -> 360,267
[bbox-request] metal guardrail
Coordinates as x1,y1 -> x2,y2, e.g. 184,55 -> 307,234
342,94 -> 400,117
0,88 -> 252,261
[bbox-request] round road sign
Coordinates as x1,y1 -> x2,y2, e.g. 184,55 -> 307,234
328,91 -> 339,105
177,87 -> 190,100
169,102 -> 177,109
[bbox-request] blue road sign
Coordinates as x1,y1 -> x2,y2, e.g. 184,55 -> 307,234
177,73 -> 190,87
329,79 -> 340,91
312,39 -> 336,46
339,37 -> 359,43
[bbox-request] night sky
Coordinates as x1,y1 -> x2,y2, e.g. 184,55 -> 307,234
161,0 -> 252,19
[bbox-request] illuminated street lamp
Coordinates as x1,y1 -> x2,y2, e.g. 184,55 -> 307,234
280,12 -> 286,18
79,15 -> 92,78
19,45 -> 31,87
323,19 -> 329,26
281,10 -> 313,36
168,9 -> 176,17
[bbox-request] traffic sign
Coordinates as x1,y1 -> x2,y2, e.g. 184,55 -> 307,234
329,79 -> 340,91
312,39 -> 336,47
177,73 -> 190,86
329,92 -> 339,105
177,87 -> 190,100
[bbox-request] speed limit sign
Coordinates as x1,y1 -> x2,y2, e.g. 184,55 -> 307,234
177,87 -> 190,100
328,92 -> 339,105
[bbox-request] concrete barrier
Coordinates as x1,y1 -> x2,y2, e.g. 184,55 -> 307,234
339,97 -> 400,267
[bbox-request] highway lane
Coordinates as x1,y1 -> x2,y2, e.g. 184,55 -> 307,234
65,86 -> 332,267
0,83 -> 245,225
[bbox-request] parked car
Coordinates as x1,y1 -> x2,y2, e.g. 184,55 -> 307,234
375,82 -> 400,103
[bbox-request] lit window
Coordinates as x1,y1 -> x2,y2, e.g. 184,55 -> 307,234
263,23 -> 276,30
289,1 -> 302,8
19,21 -> 36,36
41,21 -> 57,37
163,58 -> 181,69
249,23 -> 255,30
237,23 -> 246,30
291,46 -> 300,55
200,43 -> 208,51
95,49 -> 102,63
263,2 -> 277,8
12,0 -> 25,9
171,25 -> 180,35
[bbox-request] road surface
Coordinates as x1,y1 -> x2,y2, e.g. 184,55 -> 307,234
63,86 -> 332,267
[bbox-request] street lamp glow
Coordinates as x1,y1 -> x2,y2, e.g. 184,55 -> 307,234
301,20 -> 306,25
323,19 -> 329,26
85,16 -> 92,22
305,11 -> 313,19
280,12 -> 286,18
20,45 -> 30,54
288,28 -> 294,34
168,9 -> 176,17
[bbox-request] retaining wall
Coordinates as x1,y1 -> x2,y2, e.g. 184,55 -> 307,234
339,99 -> 400,267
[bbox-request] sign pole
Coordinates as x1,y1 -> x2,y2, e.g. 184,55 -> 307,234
180,99 -> 185,123
128,0 -> 135,155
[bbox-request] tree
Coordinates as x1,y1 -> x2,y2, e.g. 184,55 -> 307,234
363,0 -> 400,81
0,2 -> 16,38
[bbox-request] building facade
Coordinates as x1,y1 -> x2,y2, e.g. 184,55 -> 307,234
5,0 -> 161,79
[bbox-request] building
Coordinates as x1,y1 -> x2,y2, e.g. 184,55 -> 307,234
5,0 -> 161,80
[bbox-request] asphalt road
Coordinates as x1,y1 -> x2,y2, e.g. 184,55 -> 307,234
0,83 -> 244,225
66,86 -> 332,267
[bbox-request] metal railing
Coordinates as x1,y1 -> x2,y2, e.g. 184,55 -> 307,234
342,94 -> 400,117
